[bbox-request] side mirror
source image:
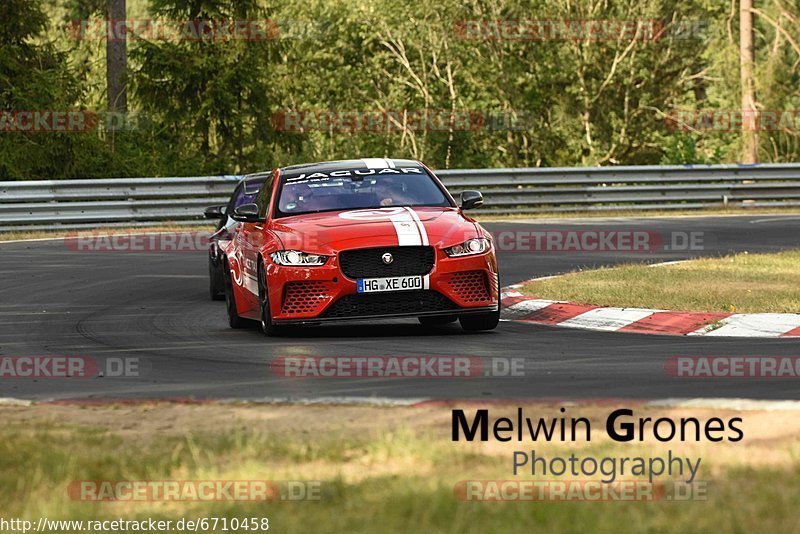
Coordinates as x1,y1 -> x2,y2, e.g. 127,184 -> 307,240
204,205 -> 226,219
230,203 -> 261,223
460,190 -> 484,210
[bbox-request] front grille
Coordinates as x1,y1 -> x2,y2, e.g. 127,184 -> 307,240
322,290 -> 456,319
339,246 -> 435,279
281,281 -> 332,315
445,271 -> 491,303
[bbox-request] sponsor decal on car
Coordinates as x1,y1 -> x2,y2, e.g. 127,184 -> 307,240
286,167 -> 422,181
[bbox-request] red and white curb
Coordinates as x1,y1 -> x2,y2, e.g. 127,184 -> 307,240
500,288 -> 800,338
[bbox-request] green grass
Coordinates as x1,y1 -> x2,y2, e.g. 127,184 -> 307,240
519,250 -> 800,313
3,404 -> 800,533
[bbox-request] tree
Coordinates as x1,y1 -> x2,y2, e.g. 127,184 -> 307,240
131,0 -> 280,174
107,0 -> 128,113
0,0 -> 92,179
740,0 -> 757,163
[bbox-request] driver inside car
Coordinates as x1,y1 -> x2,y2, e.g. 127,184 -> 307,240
281,183 -> 314,212
374,179 -> 413,207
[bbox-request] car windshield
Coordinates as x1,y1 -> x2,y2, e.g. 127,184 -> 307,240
275,168 -> 452,217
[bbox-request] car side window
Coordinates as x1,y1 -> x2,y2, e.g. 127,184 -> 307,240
255,174 -> 275,219
213,183 -> 244,230
232,183 -> 261,211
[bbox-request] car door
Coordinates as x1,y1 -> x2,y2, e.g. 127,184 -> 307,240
237,172 -> 276,308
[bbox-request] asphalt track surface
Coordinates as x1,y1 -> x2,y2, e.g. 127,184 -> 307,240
0,215 -> 797,402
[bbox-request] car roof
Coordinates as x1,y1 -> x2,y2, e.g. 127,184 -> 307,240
280,158 -> 422,179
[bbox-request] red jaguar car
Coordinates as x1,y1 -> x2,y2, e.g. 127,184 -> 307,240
223,158 -> 500,335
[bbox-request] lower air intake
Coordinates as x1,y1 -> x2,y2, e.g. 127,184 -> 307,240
322,290 -> 457,319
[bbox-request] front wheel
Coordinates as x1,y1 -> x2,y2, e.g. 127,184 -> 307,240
224,262 -> 246,329
258,263 -> 282,337
459,308 -> 500,332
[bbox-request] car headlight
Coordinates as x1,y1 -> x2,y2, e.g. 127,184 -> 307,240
444,237 -> 491,257
270,250 -> 328,266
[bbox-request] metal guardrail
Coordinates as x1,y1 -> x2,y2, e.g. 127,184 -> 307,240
1,164 -> 800,231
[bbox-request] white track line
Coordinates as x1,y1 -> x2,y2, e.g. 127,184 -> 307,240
648,260 -> 691,268
751,216 -> 800,224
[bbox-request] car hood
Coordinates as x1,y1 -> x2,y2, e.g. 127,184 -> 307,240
269,207 -> 480,251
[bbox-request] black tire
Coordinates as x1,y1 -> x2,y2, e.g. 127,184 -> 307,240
459,308 -> 500,332
224,261 -> 246,329
418,315 -> 458,327
209,255 -> 225,300
258,262 -> 282,337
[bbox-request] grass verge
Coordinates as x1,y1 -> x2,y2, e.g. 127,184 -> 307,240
1,402 -> 799,533
519,250 -> 800,313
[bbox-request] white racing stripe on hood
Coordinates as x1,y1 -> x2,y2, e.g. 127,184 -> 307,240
389,209 -> 422,246
403,207 -> 429,246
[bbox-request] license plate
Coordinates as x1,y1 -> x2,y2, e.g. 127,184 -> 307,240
357,275 -> 423,293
